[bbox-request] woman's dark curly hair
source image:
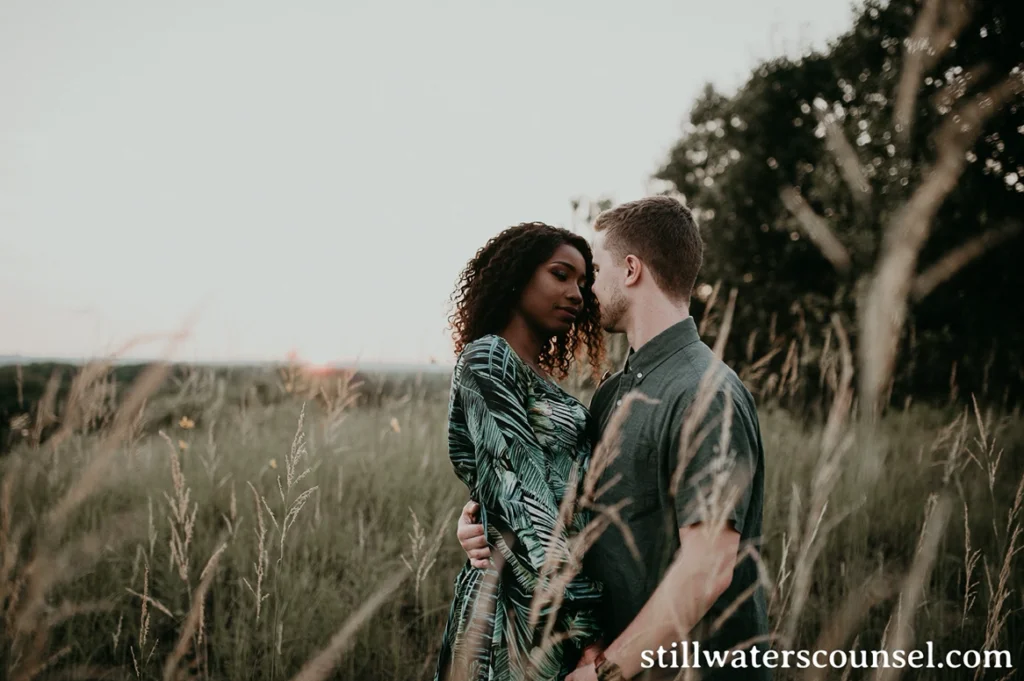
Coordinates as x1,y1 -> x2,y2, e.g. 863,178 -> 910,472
448,222 -> 604,380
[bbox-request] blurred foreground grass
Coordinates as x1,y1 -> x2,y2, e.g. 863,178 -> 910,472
1,362 -> 1022,680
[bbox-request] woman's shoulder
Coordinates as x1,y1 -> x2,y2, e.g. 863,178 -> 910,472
457,335 -> 524,382
460,333 -> 516,366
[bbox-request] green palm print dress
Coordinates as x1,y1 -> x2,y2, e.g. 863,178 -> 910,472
433,335 -> 604,681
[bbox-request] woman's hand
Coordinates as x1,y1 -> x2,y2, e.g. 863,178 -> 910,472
456,500 -> 491,568
578,642 -> 604,668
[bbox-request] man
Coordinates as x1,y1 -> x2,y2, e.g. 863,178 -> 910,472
456,195 -> 770,680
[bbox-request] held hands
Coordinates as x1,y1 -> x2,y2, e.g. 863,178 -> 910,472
457,500 -> 491,569
565,664 -> 597,681
579,643 -> 604,668
568,640 -> 604,679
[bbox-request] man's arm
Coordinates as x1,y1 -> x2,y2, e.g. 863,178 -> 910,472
570,378 -> 759,680
567,523 -> 739,680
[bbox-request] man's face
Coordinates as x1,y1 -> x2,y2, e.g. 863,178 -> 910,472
591,232 -> 628,333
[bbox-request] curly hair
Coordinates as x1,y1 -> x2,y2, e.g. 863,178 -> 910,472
448,222 -> 604,380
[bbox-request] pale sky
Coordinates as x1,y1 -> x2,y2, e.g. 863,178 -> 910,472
1,0 -> 857,366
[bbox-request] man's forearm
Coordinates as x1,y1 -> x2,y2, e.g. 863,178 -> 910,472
599,529 -> 735,678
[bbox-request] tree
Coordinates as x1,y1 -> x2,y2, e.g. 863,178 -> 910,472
654,0 -> 1024,409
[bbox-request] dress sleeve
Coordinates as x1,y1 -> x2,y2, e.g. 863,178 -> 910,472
455,338 -> 603,609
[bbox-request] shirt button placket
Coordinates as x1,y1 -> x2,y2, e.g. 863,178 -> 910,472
616,374 -> 635,407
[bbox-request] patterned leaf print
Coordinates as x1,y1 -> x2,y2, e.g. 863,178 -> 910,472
432,335 -> 604,681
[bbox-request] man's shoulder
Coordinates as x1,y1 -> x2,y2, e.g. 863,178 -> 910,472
670,342 -> 758,413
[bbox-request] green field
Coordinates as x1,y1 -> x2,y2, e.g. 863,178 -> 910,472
1,359 -> 1022,681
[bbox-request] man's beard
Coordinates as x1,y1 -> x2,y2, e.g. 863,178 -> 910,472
599,289 -> 627,333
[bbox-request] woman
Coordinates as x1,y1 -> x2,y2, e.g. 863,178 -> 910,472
433,222 -> 607,681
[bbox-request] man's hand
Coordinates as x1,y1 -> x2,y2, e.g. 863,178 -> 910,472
456,500 -> 490,568
565,663 -> 597,681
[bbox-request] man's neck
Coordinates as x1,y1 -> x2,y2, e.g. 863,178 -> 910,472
625,295 -> 690,353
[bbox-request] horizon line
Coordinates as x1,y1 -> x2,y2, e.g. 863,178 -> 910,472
0,352 -> 456,371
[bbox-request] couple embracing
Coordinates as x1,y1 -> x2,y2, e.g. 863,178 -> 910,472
432,196 -> 770,681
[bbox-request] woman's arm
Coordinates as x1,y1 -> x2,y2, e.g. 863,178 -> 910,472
455,338 -> 602,610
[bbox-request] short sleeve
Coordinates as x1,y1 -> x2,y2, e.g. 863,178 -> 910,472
665,371 -> 759,535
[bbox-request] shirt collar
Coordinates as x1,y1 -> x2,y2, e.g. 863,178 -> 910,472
622,316 -> 701,379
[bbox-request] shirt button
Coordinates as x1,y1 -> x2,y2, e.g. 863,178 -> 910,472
637,372 -> 643,379
616,399 -> 622,406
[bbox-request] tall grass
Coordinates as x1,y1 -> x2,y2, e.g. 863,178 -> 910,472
0,344 -> 1022,680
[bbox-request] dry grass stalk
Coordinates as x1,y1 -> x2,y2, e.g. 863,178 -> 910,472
28,371 -> 61,448
739,345 -> 784,390
802,573 -> 897,681
961,502 -> 982,628
287,571 -> 407,681
778,339 -> 800,401
45,354 -> 179,541
447,558 -> 503,681
139,562 -> 150,650
712,288 -> 738,359
242,482 -> 270,621
698,280 -> 723,336
975,471 -> 1024,680
111,612 -> 123,654
161,545 -> 224,681
158,431 -> 197,584
260,405 -> 322,569
872,493 -> 953,681
14,364 -> 24,407
710,542 -> 773,637
649,344 -> 768,650
527,462 -> 590,649
41,600 -> 115,632
776,319 -> 857,648
582,391 -> 657,562
11,509 -> 144,632
821,314 -> 854,457
520,392 -> 652,667
400,507 -> 453,608
125,588 -> 174,623
317,371 -> 363,446
669,367 -> 728,498
5,504 -> 143,681
0,455 -> 23,609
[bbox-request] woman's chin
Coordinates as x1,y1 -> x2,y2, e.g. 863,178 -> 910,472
547,320 -> 574,336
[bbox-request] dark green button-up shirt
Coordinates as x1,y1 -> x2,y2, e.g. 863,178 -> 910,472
584,316 -> 769,679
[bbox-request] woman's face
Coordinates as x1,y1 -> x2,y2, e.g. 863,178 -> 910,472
517,243 -> 589,336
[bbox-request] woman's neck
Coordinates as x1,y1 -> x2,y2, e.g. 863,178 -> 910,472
500,314 -> 549,375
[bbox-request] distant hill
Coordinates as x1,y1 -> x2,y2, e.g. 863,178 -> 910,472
0,354 -> 452,374
0,354 -> 454,455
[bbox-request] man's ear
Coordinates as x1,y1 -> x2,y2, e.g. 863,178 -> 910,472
623,254 -> 642,287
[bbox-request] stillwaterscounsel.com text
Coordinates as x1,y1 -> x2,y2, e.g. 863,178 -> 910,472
641,641 -> 1013,672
